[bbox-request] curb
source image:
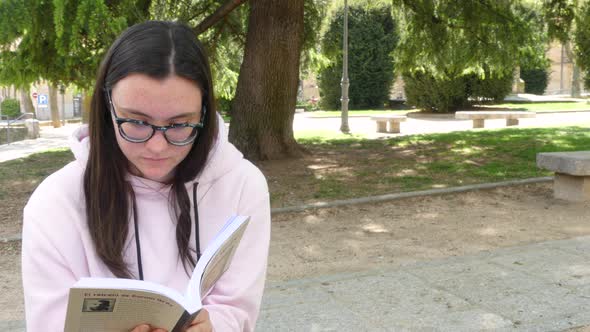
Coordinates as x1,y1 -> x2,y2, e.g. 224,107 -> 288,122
270,177 -> 553,214
0,177 -> 554,243
0,234 -> 23,243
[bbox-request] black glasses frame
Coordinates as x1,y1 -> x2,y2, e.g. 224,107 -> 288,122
105,88 -> 206,146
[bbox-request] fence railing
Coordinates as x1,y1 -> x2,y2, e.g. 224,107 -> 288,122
1,113 -> 36,145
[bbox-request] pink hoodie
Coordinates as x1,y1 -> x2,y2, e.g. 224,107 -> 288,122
21,118 -> 271,331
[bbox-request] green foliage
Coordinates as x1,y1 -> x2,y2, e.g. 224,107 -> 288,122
393,0 -> 533,79
521,68 -> 549,94
0,0 -> 27,45
318,2 -> 397,110
404,72 -> 468,113
216,97 -> 233,116
150,0 -> 328,102
392,0 -> 551,112
0,0 -> 148,90
169,1 -> 249,101
404,69 -> 513,112
467,71 -> 513,103
516,2 -> 551,70
516,2 -> 550,96
574,0 -> 590,89
53,0 -> 146,89
0,98 -> 21,119
301,0 -> 330,76
543,0 -> 577,43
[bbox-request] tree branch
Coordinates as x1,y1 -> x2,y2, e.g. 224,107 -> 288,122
192,0 -> 247,36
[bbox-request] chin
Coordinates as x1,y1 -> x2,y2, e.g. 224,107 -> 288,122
138,167 -> 174,183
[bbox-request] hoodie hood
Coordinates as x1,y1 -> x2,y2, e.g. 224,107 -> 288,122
69,113 -> 243,190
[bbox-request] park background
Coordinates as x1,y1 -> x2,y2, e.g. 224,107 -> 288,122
2,1 -> 590,331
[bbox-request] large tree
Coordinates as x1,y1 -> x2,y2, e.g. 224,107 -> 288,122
228,0 -> 306,160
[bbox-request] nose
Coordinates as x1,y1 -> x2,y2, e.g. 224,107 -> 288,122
144,129 -> 168,153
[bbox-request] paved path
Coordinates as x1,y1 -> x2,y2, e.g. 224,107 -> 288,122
258,236 -> 590,331
0,124 -> 77,162
294,111 -> 590,139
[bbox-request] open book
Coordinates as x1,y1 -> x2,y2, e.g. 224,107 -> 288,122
64,215 -> 250,332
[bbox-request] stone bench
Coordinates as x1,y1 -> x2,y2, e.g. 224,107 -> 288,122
455,111 -> 536,128
370,115 -> 407,133
537,151 -> 590,201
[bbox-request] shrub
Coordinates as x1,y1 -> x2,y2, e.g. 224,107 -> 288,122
216,97 -> 233,116
318,4 -> 397,110
0,98 -> 21,119
520,68 -> 549,95
467,72 -> 514,103
404,69 -> 513,112
403,72 -> 468,113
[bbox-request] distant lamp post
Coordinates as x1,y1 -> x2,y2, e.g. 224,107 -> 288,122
340,0 -> 350,134
59,84 -> 66,126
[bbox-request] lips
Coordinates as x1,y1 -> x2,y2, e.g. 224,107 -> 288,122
143,157 -> 168,163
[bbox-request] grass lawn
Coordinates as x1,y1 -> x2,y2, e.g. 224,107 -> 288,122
2,125 -> 590,220
0,148 -> 74,228
259,125 -> 590,207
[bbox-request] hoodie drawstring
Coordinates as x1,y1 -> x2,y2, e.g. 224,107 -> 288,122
133,183 -> 201,281
132,196 -> 144,281
193,183 -> 202,261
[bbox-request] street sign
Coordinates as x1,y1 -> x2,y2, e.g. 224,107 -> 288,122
38,94 -> 48,108
32,92 -> 38,99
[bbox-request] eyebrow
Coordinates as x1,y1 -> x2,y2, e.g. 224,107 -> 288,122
118,107 -> 198,121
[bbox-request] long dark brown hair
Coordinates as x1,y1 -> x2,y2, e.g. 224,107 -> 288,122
84,21 -> 219,278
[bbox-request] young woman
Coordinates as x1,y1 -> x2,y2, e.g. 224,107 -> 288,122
21,21 -> 270,332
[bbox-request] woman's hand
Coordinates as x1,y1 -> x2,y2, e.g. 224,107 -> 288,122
186,309 -> 212,332
129,324 -> 167,332
128,309 -> 211,332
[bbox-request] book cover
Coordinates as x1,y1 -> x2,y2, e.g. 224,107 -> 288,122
63,215 -> 250,332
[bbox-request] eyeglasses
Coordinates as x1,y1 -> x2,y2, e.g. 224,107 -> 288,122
105,88 -> 205,146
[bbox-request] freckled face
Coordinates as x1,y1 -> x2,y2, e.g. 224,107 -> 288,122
110,74 -> 204,183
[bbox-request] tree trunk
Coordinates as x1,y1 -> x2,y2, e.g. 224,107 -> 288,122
564,41 -> 582,98
82,92 -> 92,124
572,63 -> 581,98
20,87 -> 35,117
49,84 -> 61,128
228,0 -> 306,161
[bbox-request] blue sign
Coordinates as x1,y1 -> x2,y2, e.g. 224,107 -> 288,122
38,94 -> 48,108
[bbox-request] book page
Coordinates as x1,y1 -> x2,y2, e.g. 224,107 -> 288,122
64,288 -> 186,332
185,215 -> 250,303
199,220 -> 248,297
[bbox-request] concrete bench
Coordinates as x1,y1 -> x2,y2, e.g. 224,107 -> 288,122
455,111 -> 536,128
537,151 -> 590,201
370,115 -> 407,133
